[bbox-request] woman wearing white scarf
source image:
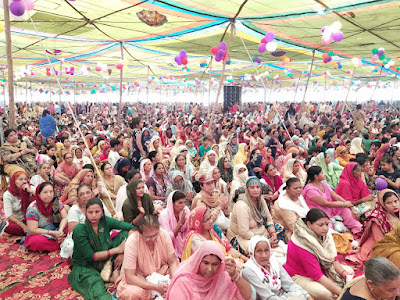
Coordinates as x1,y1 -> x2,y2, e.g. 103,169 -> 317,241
196,150 -> 218,181
349,137 -> 364,155
229,164 -> 248,209
273,178 -> 310,239
242,236 -> 310,300
282,158 -> 307,186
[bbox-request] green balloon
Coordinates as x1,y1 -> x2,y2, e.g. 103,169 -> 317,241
372,48 -> 378,54
328,51 -> 334,56
386,57 -> 391,61
379,55 -> 385,60
187,68 -> 190,71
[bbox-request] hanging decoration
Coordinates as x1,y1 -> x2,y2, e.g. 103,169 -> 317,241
175,50 -> 188,66
321,21 -> 344,46
6,0 -> 34,21
280,55 -> 291,65
199,58 -> 207,67
210,42 -> 230,64
253,56 -> 262,64
258,31 -> 278,53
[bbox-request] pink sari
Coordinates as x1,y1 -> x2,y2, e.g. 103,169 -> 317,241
166,241 -> 245,300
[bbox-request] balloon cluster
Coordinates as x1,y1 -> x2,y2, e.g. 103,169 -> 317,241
253,56 -> 262,64
371,48 -> 386,61
181,66 -> 190,72
116,60 -> 129,70
321,21 -> 344,46
65,66 -> 75,75
351,58 -> 363,68
322,51 -> 335,63
174,50 -> 188,66
283,69 -> 294,78
199,58 -> 208,67
45,67 -> 58,76
332,61 -> 342,69
78,65 -> 91,75
383,58 -> 395,69
3,0 -> 35,21
280,55 -> 291,65
210,42 -> 230,64
258,32 -> 278,53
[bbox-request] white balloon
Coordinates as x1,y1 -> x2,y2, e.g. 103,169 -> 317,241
331,21 -> 342,32
378,47 -> 385,51
11,13 -> 26,21
266,41 -> 277,52
389,61 -> 395,66
351,57 -> 359,65
384,64 -> 389,69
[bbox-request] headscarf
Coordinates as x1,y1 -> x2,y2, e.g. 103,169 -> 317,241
350,137 -> 364,155
261,164 -> 283,193
229,134 -> 239,156
335,162 -> 372,202
217,157 -> 233,183
141,128 -> 152,146
7,171 -> 32,220
166,241 -> 243,300
232,143 -> 247,167
124,179 -> 154,223
336,146 -> 354,167
166,170 -> 194,198
34,182 -> 62,225
99,145 -> 110,161
59,169 -> 94,205
197,150 -> 218,180
291,218 -> 343,286
315,152 -> 343,189
113,158 -> 131,177
282,158 -> 307,185
185,140 -> 197,158
243,236 -> 281,290
139,158 -> 153,181
158,191 -> 190,258
232,164 -> 248,189
359,189 -> 400,247
94,140 -> 105,155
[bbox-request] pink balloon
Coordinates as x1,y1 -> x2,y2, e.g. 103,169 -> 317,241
321,35 -> 333,46
332,31 -> 344,42
24,0 -> 34,10
371,54 -> 379,61
10,1 -> 25,16
265,32 -> 275,42
258,43 -> 267,53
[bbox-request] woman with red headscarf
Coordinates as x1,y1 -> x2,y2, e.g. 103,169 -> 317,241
24,182 -> 68,252
3,171 -> 34,235
100,145 -> 111,162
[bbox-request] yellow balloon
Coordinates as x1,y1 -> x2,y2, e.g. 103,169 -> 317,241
123,66 -> 129,72
123,59 -> 129,66
0,24 -> 4,33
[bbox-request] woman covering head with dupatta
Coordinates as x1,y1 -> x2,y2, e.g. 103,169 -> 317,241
357,189 -> 400,263
315,152 -> 344,189
166,241 -> 253,300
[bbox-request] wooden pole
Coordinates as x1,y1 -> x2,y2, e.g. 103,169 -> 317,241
118,42 -> 124,125
302,49 -> 316,103
59,60 -> 63,117
25,77 -> 28,105
341,66 -> 356,114
370,66 -> 383,101
4,0 -> 16,127
207,57 -> 213,116
146,66 -> 149,117
209,22 -> 234,129
293,72 -> 302,102
29,81 -> 32,103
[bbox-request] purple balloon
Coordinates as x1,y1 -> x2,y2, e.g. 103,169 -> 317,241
10,1 -> 25,16
217,49 -> 225,57
219,42 -> 226,50
175,56 -> 182,65
215,54 -> 222,62
258,43 -> 267,53
265,32 -> 275,42
179,50 -> 187,58
326,56 -> 332,62
377,50 -> 384,56
70,71 -> 74,75
376,177 -> 388,191
87,67 -> 91,71
331,31 -> 344,42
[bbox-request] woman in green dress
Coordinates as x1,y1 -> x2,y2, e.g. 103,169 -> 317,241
68,198 -> 135,300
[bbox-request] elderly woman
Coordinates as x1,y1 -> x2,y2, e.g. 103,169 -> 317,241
3,171 -> 34,236
227,177 -> 286,261
197,150 -> 218,181
122,179 -> 155,226
139,158 -> 153,183
30,162 -> 54,189
182,206 -> 247,263
303,166 -> 362,234
356,189 -> 399,263
315,152 -> 343,189
336,146 -> 355,167
68,198 -> 135,299
284,208 -> 354,300
282,158 -> 307,186
158,191 -> 190,259
242,236 -> 311,300
116,215 -> 178,300
25,183 -> 68,252
0,128 -> 38,177
165,170 -> 195,204
166,241 -> 253,300
273,178 -> 309,239
338,257 -> 400,300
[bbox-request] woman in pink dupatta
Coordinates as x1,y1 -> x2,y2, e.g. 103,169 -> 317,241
166,241 -> 253,300
158,191 -> 190,259
54,152 -> 80,197
116,215 -> 178,300
261,163 -> 283,200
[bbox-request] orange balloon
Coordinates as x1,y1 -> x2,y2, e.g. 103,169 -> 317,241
280,56 -> 286,61
322,53 -> 328,59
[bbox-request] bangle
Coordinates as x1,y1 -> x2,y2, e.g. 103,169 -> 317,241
340,270 -> 346,278
47,230 -> 50,234
107,250 -> 111,258
232,273 -> 240,283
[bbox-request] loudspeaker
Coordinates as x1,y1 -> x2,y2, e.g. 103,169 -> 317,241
223,86 -> 242,112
